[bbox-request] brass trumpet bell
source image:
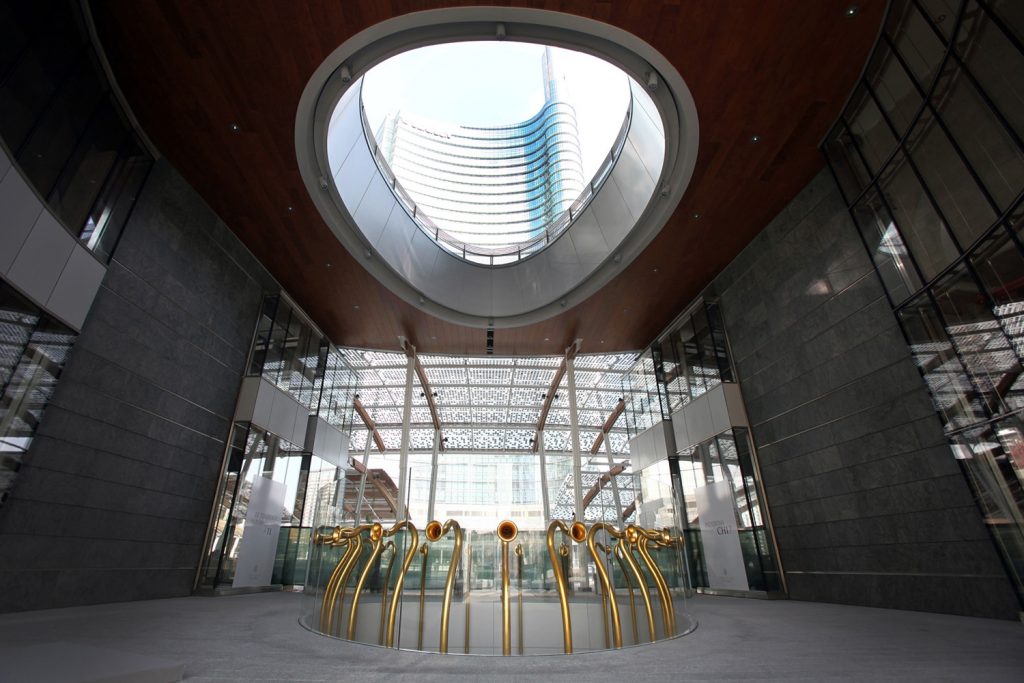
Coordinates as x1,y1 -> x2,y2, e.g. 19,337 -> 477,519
497,519 -> 519,542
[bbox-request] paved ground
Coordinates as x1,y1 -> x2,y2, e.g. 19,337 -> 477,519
0,591 -> 1020,681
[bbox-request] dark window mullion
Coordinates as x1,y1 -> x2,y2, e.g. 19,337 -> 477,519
910,0 -> 960,47
840,108 -> 932,289
834,118 -> 903,207
882,29 -> 1009,218
827,159 -> 905,310
976,0 -> 1024,56
867,76 -> 970,256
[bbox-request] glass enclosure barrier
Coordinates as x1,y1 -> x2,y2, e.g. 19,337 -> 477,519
301,517 -> 693,655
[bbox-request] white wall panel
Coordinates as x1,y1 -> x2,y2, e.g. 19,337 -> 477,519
357,172 -> 401,247
0,164 -> 44,273
47,245 -> 106,329
7,211 -> 75,306
610,139 -> 655,221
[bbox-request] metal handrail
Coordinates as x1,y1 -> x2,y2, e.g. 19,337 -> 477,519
358,83 -> 634,266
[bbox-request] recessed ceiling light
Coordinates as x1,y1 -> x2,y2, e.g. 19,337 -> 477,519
692,212 -> 701,219
353,305 -> 360,310
652,266 -> 659,273
750,135 -> 761,143
286,206 -> 294,213
845,5 -> 859,17
544,337 -> 550,341
229,123 -> 240,132
325,262 -> 332,268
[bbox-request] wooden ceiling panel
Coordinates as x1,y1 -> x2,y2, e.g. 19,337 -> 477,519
90,0 -> 884,355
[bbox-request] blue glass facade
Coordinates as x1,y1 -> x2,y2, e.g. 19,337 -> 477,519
375,48 -> 586,257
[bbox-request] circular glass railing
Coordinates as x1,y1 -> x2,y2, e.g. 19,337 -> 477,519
301,517 -> 694,655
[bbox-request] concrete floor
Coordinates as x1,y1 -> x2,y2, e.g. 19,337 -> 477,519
0,592 -> 1020,682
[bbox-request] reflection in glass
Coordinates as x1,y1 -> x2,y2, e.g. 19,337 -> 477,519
853,188 -> 922,303
905,110 -> 997,248
0,282 -> 76,507
880,153 -> 960,278
932,264 -> 1024,415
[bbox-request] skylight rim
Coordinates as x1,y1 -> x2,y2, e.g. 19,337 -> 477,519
296,7 -> 698,327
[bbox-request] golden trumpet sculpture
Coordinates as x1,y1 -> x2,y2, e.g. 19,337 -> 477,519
377,541 -> 396,645
425,519 -> 463,654
496,520 -> 519,656
613,542 -> 640,644
622,524 -> 657,641
630,525 -> 675,637
313,518 -> 681,654
586,524 -> 622,648
320,523 -> 380,636
545,519 -> 587,654
382,521 -> 419,648
348,524 -> 386,639
417,544 -> 429,650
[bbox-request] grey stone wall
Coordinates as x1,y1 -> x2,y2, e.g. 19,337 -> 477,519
711,170 -> 1019,619
0,159 -> 273,612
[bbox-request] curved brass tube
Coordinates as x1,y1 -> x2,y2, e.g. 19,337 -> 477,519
633,526 -> 675,637
384,520 -> 419,648
587,525 -> 622,648
312,526 -> 342,630
617,532 -> 656,642
320,526 -> 365,634
377,541 -> 396,645
347,525 -> 385,640
515,543 -> 524,655
594,541 -> 611,649
497,520 -> 518,656
425,519 -> 463,654
546,520 -> 579,654
417,544 -> 429,650
613,542 -> 640,645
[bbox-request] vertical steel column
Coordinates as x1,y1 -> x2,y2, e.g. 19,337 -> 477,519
427,428 -> 441,521
397,352 -> 415,520
538,430 -> 550,522
566,353 -> 584,524
603,435 -> 625,523
353,430 -> 373,523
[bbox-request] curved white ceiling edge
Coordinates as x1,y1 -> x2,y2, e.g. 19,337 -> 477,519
296,7 -> 698,330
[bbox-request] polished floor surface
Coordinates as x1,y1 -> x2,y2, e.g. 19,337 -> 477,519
0,591 -> 1020,682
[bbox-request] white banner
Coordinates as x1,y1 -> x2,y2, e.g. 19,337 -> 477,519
693,480 -> 749,591
232,476 -> 287,588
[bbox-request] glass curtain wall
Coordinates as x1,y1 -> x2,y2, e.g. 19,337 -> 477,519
0,1 -> 153,262
0,281 -> 76,507
623,302 -> 781,592
823,0 -> 1024,606
199,295 -> 358,588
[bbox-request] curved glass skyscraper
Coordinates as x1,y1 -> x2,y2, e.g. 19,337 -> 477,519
375,47 -> 586,256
